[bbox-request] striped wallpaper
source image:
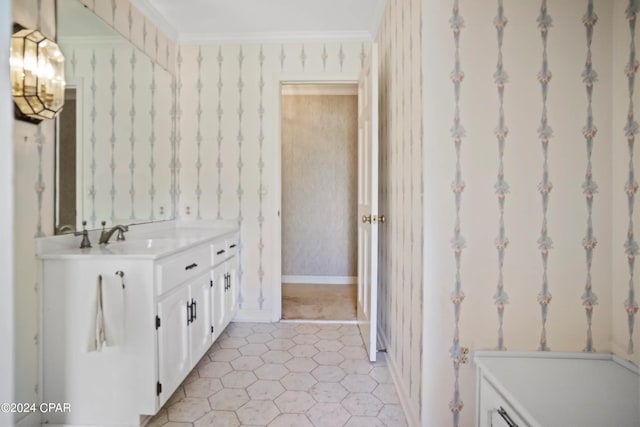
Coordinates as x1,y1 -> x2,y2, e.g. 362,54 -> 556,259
377,0 -> 424,425
422,0 -> 626,425
177,42 -> 369,317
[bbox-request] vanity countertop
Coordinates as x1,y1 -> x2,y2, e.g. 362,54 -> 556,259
37,221 -> 238,260
475,351 -> 640,427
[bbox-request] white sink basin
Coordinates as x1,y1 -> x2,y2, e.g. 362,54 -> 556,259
101,238 -> 183,254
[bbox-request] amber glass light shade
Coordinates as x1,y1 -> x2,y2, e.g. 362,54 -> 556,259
10,27 -> 65,122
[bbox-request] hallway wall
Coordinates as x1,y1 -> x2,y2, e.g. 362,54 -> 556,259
281,93 -> 358,280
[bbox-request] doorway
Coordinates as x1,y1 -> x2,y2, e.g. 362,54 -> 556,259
280,83 -> 358,321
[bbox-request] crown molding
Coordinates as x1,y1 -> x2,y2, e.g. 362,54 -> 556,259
128,0 -> 179,42
177,30 -> 374,45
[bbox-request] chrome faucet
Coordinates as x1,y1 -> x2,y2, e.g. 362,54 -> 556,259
99,221 -> 129,244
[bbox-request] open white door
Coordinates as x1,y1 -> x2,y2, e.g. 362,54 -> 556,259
357,44 -> 379,362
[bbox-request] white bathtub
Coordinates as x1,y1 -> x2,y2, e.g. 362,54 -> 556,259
475,351 -> 640,427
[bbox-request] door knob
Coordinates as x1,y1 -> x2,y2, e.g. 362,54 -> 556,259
362,215 -> 371,224
379,215 -> 386,224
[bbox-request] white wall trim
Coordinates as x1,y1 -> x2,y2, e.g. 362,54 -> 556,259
282,275 -> 356,285
281,84 -> 358,96
15,412 -> 40,427
281,319 -> 358,325
378,327 -> 420,427
273,72 -> 360,322
178,30 -> 373,44
232,309 -> 273,323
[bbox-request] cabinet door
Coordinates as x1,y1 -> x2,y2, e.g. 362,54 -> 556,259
212,263 -> 226,337
189,273 -> 212,366
225,258 -> 238,324
157,286 -> 190,408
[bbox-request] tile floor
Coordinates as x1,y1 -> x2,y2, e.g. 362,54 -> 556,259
148,322 -> 408,427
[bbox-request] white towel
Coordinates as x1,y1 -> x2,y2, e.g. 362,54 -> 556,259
85,275 -> 106,352
102,274 -> 125,347
85,275 -> 124,352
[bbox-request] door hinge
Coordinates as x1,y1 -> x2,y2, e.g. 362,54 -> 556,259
155,315 -> 161,329
156,381 -> 162,396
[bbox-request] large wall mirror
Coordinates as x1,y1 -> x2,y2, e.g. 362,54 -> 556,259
55,0 -> 175,233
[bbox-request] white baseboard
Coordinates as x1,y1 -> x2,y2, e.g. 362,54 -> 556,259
378,327 -> 420,427
232,308 -> 273,323
282,275 -> 356,285
15,412 -> 40,427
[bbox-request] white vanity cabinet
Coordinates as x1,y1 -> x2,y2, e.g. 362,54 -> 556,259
156,270 -> 215,408
477,371 -> 527,427
475,351 -> 640,427
39,226 -> 239,427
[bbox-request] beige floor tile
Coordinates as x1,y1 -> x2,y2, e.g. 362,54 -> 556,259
280,372 -> 317,391
149,322 -> 407,427
208,389 -> 250,411
184,377 -> 223,398
167,397 -> 211,423
254,363 -> 289,380
236,400 -> 280,425
311,365 -> 346,382
307,402 -> 350,427
373,383 -> 400,404
378,405 -> 408,427
274,390 -> 316,413
194,410 -> 240,427
308,382 -> 348,403
344,416 -> 386,427
284,357 -> 318,373
342,392 -> 384,416
268,413 -> 314,427
246,380 -> 285,400
231,355 -> 265,371
221,371 -> 258,388
341,374 -> 377,393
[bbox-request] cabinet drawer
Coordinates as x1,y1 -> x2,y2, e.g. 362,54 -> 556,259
479,377 -> 527,427
157,245 -> 211,295
211,239 -> 228,266
211,235 -> 238,266
226,235 -> 239,257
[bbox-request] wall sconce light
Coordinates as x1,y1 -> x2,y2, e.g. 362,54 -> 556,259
10,24 -> 65,124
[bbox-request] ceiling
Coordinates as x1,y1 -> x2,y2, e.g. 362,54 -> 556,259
128,0 -> 387,43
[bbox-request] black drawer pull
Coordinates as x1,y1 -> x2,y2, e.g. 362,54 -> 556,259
185,263 -> 198,270
187,302 -> 192,324
191,299 -> 197,321
229,244 -> 237,249
497,407 -> 518,427
216,249 -> 226,255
